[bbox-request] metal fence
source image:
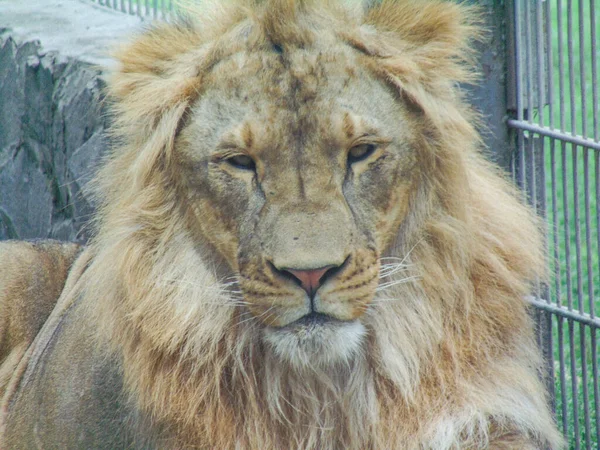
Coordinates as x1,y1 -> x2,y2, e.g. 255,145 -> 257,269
88,0 -> 173,19
508,0 -> 599,448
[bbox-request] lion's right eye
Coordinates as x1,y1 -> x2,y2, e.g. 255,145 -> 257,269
225,154 -> 256,171
348,144 -> 377,165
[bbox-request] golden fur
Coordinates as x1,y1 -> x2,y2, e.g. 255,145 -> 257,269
2,0 -> 563,448
0,241 -> 81,401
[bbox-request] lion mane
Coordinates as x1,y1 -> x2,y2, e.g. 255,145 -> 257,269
1,0 -> 562,449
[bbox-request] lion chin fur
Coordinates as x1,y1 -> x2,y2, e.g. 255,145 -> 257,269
0,0 -> 564,449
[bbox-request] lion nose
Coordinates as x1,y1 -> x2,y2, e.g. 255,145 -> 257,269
284,266 -> 334,297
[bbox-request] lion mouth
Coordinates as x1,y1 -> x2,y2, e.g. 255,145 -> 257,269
262,313 -> 366,367
285,311 -> 337,329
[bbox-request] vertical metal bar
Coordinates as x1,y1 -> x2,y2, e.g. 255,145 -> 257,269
535,0 -> 545,126
563,140 -> 580,450
591,0 -> 598,142
559,315 -> 570,437
524,0 -> 534,124
538,133 -> 555,406
597,149 -> 600,334
518,134 -> 526,198
510,147 -> 516,185
567,0 -> 577,134
552,138 -> 569,436
528,133 -> 541,295
572,142 -> 591,449
514,0 -> 524,122
580,322 -> 592,450
569,318 -> 581,450
584,150 -> 595,319
529,136 -> 538,213
546,3 -> 562,413
545,0 -> 555,129
551,140 -> 562,307
582,331 -> 593,450
513,0 -> 527,198
563,144 -> 574,312
592,328 -> 600,449
531,6 -> 551,396
556,5 -> 571,428
558,0 -> 566,131
578,0 -> 587,139
582,148 -> 596,446
572,147 -> 584,313
594,151 -> 600,447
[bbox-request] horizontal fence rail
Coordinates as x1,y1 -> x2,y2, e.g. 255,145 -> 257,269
509,0 -> 599,449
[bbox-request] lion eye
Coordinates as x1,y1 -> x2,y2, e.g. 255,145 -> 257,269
225,154 -> 256,171
348,144 -> 376,164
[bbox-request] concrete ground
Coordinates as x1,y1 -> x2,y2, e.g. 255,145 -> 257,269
0,0 -> 146,68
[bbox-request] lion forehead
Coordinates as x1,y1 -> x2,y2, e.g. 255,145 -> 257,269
181,48 -> 409,159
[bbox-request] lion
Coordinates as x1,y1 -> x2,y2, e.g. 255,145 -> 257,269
0,0 -> 563,448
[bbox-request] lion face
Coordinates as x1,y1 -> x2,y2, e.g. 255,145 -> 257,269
176,44 -> 418,364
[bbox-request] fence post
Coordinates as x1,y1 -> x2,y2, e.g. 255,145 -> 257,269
464,0 -> 511,171
467,0 -> 556,416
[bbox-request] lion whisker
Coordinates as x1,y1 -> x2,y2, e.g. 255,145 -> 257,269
235,305 -> 276,328
378,265 -> 411,278
371,297 -> 407,304
379,239 -> 422,267
376,276 -> 420,292
159,278 -> 242,293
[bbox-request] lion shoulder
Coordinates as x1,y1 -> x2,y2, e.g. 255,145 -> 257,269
0,240 -> 81,392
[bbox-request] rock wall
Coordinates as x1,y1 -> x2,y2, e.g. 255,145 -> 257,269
0,32 -> 108,242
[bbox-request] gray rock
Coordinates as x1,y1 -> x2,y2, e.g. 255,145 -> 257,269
0,34 -> 109,243
0,146 -> 53,240
0,0 -> 143,243
67,130 -> 109,241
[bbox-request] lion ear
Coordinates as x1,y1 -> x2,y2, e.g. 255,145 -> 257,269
103,23 -> 206,189
107,23 -> 205,141
362,0 -> 482,86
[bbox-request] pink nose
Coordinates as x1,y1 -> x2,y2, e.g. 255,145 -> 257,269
287,267 -> 331,296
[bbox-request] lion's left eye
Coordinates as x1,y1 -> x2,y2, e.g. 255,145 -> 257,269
348,144 -> 377,164
225,154 -> 256,171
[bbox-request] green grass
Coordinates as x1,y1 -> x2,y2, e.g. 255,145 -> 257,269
531,1 -> 599,448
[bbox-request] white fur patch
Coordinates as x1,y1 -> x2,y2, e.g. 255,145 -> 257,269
262,319 -> 366,368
